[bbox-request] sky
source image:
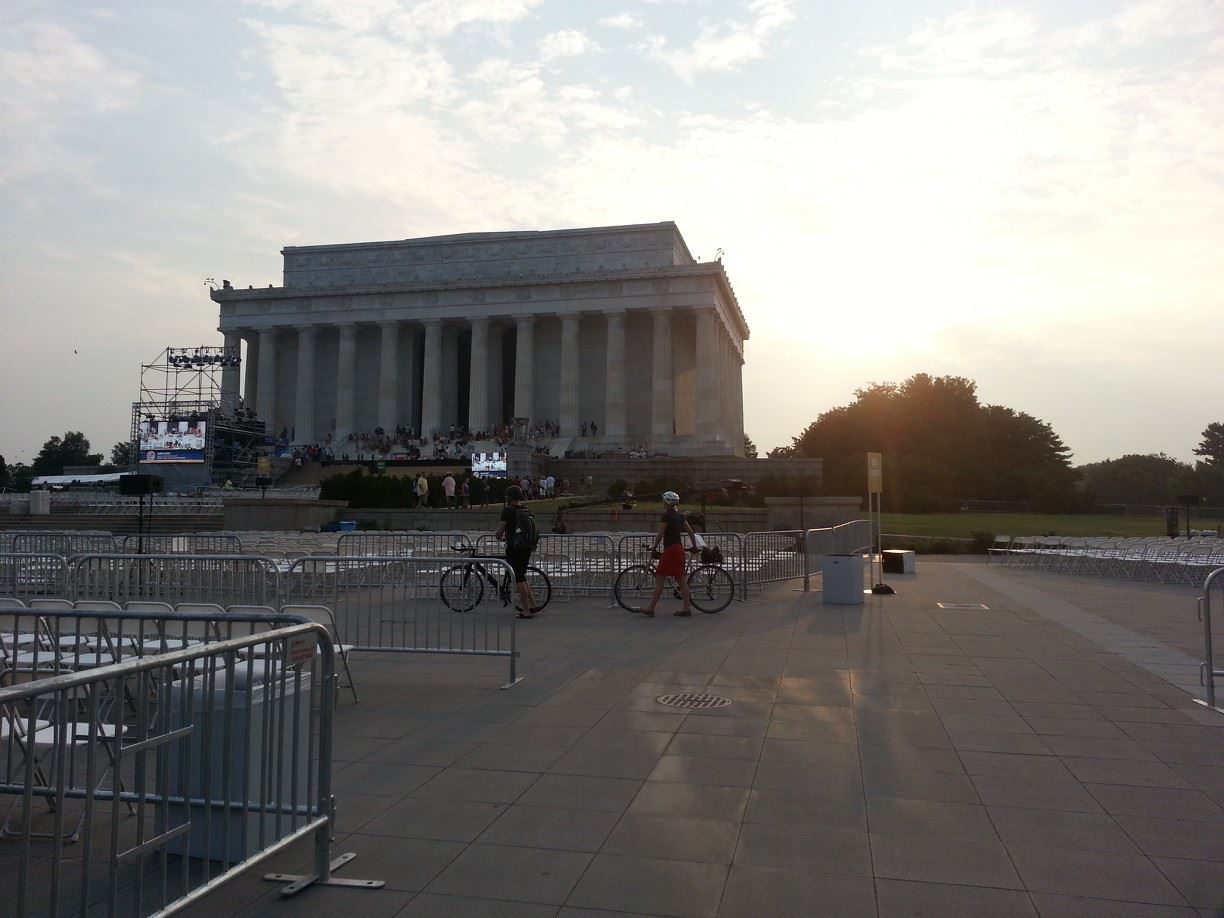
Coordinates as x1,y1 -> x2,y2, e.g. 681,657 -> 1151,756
2,0 -> 1222,468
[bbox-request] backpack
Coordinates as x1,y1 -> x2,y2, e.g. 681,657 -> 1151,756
513,508 -> 540,551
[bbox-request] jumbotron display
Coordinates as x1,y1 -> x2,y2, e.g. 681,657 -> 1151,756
471,450 -> 507,478
139,419 -> 207,463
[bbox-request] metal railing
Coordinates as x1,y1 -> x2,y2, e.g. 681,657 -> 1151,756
118,534 -> 245,555
283,555 -> 521,686
70,555 -> 281,607
10,533 -> 117,557
0,608 -> 381,916
337,531 -> 474,557
0,553 -> 73,602
1198,567 -> 1224,709
801,521 -> 875,592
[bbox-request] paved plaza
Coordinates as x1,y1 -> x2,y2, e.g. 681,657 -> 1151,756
184,557 -> 1224,917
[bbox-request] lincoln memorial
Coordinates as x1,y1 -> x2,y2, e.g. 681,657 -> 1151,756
211,222 -> 748,456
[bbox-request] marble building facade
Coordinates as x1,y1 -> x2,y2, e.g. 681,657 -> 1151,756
211,222 -> 749,456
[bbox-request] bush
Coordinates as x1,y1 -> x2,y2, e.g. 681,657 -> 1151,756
607,478 -> 628,501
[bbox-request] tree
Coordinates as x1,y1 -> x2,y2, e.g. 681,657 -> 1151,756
111,440 -> 134,467
1076,454 -> 1194,507
743,434 -> 758,459
30,431 -> 103,477
779,373 -> 1075,512
1195,422 -> 1224,467
0,454 -> 7,490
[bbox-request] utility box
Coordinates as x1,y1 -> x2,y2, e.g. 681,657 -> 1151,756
883,550 -> 916,574
162,665 -> 313,861
822,553 -> 864,605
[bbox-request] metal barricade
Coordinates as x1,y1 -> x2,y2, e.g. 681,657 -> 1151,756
1198,567 -> 1224,709
0,553 -> 72,602
70,555 -> 281,606
283,555 -> 520,685
614,532 -> 745,597
11,532 -> 117,557
0,609 -> 381,916
119,534 -> 245,555
337,531 -> 473,557
741,530 -> 806,597
534,534 -> 617,601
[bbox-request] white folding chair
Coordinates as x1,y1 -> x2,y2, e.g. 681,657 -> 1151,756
279,604 -> 359,702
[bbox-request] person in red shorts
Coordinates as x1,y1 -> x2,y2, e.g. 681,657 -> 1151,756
636,490 -> 699,617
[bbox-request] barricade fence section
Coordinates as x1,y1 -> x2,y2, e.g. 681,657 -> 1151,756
70,555 -> 282,607
0,615 -> 377,917
283,555 -> 521,685
119,534 -> 245,555
0,605 -> 312,681
0,553 -> 73,602
741,531 -> 806,597
11,532 -> 118,557
337,531 -> 474,557
1199,567 -> 1224,709
533,534 -> 617,601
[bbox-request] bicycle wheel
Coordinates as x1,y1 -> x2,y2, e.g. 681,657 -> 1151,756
440,563 -> 484,612
688,565 -> 734,613
514,566 -> 552,614
614,565 -> 655,612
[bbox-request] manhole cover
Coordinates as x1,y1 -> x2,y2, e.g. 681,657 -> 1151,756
656,692 -> 733,709
936,602 -> 990,610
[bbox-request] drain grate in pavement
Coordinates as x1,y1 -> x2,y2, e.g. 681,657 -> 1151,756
936,602 -> 990,610
656,692 -> 733,710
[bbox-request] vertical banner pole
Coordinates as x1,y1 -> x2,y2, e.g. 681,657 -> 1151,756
867,452 -> 894,595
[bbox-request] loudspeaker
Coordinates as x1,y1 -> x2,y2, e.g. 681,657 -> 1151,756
120,473 -> 163,496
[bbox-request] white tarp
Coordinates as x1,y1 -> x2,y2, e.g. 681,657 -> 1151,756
32,472 -> 126,487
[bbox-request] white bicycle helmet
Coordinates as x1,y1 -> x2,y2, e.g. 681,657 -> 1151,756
662,490 -> 680,505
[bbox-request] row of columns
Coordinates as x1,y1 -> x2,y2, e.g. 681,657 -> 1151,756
223,308 -> 742,447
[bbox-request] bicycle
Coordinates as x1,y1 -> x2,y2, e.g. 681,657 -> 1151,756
613,544 -> 735,614
439,543 -> 552,615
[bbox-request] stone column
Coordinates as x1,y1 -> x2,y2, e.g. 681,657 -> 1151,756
294,326 -> 316,443
256,327 -> 278,431
442,325 -> 459,430
604,310 -> 626,441
488,323 -> 504,429
513,315 -> 534,423
378,321 -> 398,432
468,317 -> 490,434
335,324 -> 357,440
695,308 -> 719,437
220,332 -> 241,415
559,314 -> 580,438
651,308 -> 674,440
733,348 -> 746,456
421,319 -> 443,436
242,332 -> 259,413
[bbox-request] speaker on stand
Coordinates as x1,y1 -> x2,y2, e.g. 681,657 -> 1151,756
120,474 -> 163,554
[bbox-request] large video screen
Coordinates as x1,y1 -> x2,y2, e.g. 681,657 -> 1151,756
139,419 -> 207,463
471,450 -> 507,478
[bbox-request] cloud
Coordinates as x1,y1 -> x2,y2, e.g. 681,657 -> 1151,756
0,18 -> 141,186
644,0 -> 796,82
537,29 -> 594,61
600,12 -> 643,30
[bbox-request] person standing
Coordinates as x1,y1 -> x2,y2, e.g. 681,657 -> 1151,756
495,485 -> 539,618
442,473 -> 457,508
414,472 -> 429,508
636,490 -> 698,617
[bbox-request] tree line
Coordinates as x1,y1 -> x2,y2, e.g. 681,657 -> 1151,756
769,374 -> 1223,513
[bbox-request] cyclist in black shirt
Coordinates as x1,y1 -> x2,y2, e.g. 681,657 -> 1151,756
495,485 -> 538,617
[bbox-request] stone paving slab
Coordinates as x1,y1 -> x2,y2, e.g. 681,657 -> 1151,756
180,557 -> 1224,917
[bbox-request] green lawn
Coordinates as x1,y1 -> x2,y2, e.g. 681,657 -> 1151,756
881,512 -> 1168,540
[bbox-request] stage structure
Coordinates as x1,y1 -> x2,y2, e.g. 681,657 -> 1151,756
211,222 -> 749,456
129,345 -> 254,489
